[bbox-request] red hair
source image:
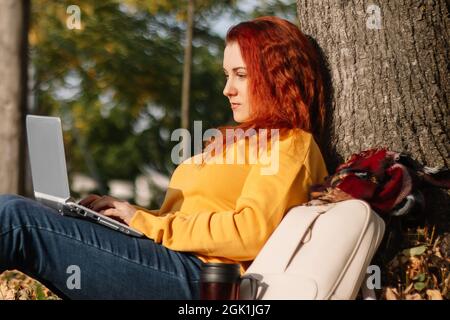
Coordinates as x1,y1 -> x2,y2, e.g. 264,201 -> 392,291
215,16 -> 326,145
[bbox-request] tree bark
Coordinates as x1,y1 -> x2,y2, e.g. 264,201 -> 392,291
0,0 -> 28,195
297,0 -> 448,170
297,0 -> 449,297
296,0 -> 448,221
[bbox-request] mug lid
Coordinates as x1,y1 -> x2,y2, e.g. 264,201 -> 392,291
200,263 -> 241,283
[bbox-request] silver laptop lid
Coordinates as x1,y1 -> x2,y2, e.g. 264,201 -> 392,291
26,115 -> 71,204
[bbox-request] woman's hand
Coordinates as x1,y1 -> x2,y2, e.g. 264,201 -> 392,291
78,194 -> 137,225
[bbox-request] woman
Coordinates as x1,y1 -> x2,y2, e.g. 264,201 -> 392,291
0,16 -> 328,299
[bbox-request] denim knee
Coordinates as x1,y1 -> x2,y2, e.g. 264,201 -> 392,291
0,194 -> 24,209
0,194 -> 31,220
0,194 -> 22,202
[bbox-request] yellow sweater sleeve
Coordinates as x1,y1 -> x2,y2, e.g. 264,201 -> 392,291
129,134 -> 326,261
132,205 -> 160,216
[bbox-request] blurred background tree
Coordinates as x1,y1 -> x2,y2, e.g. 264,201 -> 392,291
0,0 -> 29,196
27,0 -> 295,208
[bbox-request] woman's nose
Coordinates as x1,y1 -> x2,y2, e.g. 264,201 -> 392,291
223,79 -> 237,97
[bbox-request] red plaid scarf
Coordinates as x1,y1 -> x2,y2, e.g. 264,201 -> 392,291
309,148 -> 449,215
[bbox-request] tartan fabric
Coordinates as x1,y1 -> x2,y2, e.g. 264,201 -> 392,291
309,148 -> 449,215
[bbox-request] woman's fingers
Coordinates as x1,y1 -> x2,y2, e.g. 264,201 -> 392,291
100,208 -> 123,220
90,196 -> 122,212
79,195 -> 134,225
100,205 -> 135,225
78,194 -> 101,207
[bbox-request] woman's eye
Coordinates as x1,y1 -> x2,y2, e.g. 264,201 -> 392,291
237,74 -> 247,78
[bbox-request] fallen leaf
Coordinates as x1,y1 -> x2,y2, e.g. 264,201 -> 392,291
408,257 -> 423,275
431,274 -> 439,287
405,293 -> 423,300
413,273 -> 426,282
403,283 -> 414,295
18,289 -> 30,300
0,284 -> 15,300
426,289 -> 443,300
403,246 -> 427,257
414,282 -> 426,291
385,287 -> 399,300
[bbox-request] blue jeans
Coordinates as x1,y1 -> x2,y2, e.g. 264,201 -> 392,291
0,194 -> 203,299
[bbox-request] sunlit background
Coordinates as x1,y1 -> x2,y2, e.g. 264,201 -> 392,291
27,0 -> 296,208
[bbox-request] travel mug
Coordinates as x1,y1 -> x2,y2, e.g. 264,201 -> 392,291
199,263 -> 241,300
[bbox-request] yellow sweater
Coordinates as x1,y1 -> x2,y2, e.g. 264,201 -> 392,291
130,129 -> 328,273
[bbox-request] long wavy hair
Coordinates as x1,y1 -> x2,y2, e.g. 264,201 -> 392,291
209,16 -> 326,150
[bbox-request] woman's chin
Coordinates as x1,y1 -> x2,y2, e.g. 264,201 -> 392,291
232,112 -> 249,123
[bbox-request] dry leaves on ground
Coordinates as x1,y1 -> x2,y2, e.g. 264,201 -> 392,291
383,227 -> 449,300
0,270 -> 60,300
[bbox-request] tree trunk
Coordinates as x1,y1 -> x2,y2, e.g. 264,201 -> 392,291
296,1 -> 448,214
181,0 -> 195,130
297,0 -> 448,170
0,0 -> 28,195
297,0 -> 449,298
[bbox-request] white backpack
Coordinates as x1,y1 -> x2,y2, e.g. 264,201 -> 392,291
239,199 -> 385,300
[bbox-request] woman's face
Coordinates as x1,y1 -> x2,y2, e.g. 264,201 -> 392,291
223,42 -> 250,123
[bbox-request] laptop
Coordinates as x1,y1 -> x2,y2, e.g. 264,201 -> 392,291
26,115 -> 144,238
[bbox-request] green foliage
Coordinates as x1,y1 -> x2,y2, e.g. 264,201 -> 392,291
31,0 -> 230,187
248,0 -> 297,22
30,0 -> 294,204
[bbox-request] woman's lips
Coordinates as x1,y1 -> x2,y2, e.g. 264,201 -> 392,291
231,103 -> 241,110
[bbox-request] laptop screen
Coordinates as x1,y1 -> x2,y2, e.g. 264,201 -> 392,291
26,115 -> 71,201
